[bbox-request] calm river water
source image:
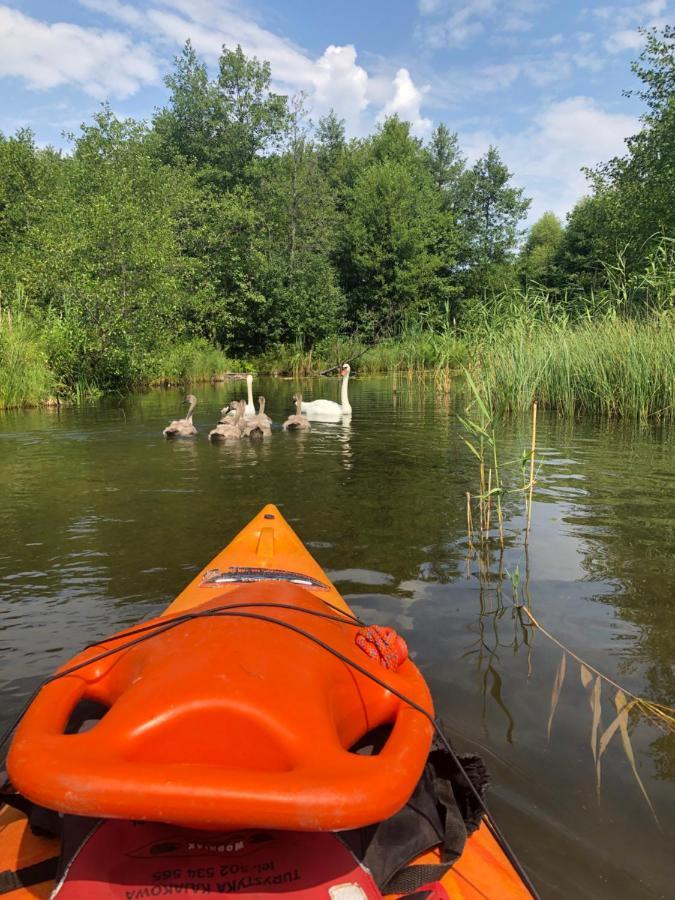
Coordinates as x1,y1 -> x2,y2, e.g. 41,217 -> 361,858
1,376 -> 673,898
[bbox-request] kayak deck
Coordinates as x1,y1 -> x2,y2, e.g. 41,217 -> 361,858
163,504 -> 352,618
0,504 -> 531,899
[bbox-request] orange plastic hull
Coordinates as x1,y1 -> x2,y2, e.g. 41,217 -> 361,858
0,504 -> 531,898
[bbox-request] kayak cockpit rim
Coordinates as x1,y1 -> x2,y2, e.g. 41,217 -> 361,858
200,566 -> 330,591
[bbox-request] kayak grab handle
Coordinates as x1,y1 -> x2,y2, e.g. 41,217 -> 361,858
8,582 -> 434,832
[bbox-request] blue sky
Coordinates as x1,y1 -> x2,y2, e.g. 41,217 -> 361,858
0,1 -> 670,221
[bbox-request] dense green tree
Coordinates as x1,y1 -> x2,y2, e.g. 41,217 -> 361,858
153,41 -> 215,172
155,41 -> 288,188
316,110 -> 347,180
0,130 -> 38,255
554,195 -> 615,295
518,211 -> 564,286
10,110 -> 190,388
340,117 -> 458,333
425,124 -> 465,205
0,130 -> 62,299
172,184 -> 267,349
253,98 -> 344,347
460,146 -> 530,296
587,26 -> 674,267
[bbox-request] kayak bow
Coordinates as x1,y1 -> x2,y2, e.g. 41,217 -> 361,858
1,504 -> 533,899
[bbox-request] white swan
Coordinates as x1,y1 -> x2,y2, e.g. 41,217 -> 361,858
301,364 -> 352,417
243,374 -> 255,416
222,374 -> 256,420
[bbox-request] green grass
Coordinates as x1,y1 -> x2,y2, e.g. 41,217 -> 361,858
469,314 -> 675,422
249,314 -> 674,422
150,339 -> 250,386
252,331 -> 468,377
0,308 -> 56,409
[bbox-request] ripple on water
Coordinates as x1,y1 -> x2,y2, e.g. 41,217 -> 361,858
326,568 -> 395,586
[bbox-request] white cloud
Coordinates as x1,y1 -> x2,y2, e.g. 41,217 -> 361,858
79,0 -> 146,28
640,0 -> 667,14
573,51 -> 605,71
0,0 -> 435,136
0,5 -> 159,98
462,96 -> 638,221
378,68 -> 432,136
75,0 -> 433,135
427,49 -> 579,107
521,51 -> 572,85
312,45 -> 369,131
416,0 -> 546,48
600,0 -> 670,55
604,29 -> 645,54
417,1 -> 496,48
474,62 -> 521,90
418,0 -> 443,12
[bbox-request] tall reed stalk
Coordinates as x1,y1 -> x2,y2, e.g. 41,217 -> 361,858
458,370 -> 505,547
0,288 -> 56,409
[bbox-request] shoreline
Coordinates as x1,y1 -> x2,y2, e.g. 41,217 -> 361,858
3,315 -> 674,422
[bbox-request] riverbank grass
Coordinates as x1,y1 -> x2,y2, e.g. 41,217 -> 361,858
151,339 -> 248,386
471,316 -> 675,422
1,310 -> 673,422
0,309 -> 55,409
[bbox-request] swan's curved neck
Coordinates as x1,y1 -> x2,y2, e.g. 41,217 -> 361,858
295,395 -> 302,415
247,378 -> 254,407
186,399 -> 196,420
340,372 -> 351,412
258,397 -> 265,415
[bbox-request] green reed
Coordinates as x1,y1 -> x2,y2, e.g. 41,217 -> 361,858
458,370 -> 505,548
471,315 -> 675,422
151,339 -> 247,386
0,290 -> 56,409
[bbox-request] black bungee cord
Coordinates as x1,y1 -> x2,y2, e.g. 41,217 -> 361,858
0,600 -> 540,899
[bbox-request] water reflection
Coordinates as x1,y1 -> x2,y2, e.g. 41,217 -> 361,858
0,379 -> 673,898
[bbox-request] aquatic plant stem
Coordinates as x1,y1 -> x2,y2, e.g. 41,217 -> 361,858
466,491 -> 475,551
519,605 -> 675,729
492,438 -> 504,548
526,401 -> 537,538
486,468 -> 492,534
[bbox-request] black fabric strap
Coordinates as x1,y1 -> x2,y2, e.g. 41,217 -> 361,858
385,863 -> 450,894
0,792 -> 60,839
0,857 -> 59,895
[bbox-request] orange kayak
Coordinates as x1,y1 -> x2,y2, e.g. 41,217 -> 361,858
1,504 -> 533,899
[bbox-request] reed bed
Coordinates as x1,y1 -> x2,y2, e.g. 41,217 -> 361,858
470,315 -> 675,422
252,314 -> 674,423
252,332 -> 468,377
151,339 -> 245,386
0,305 -> 55,409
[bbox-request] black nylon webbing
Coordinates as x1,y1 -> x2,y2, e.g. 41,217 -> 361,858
0,857 -> 59,895
385,863 -> 451,894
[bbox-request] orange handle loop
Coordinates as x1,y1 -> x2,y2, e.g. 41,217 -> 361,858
8,584 -> 433,831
